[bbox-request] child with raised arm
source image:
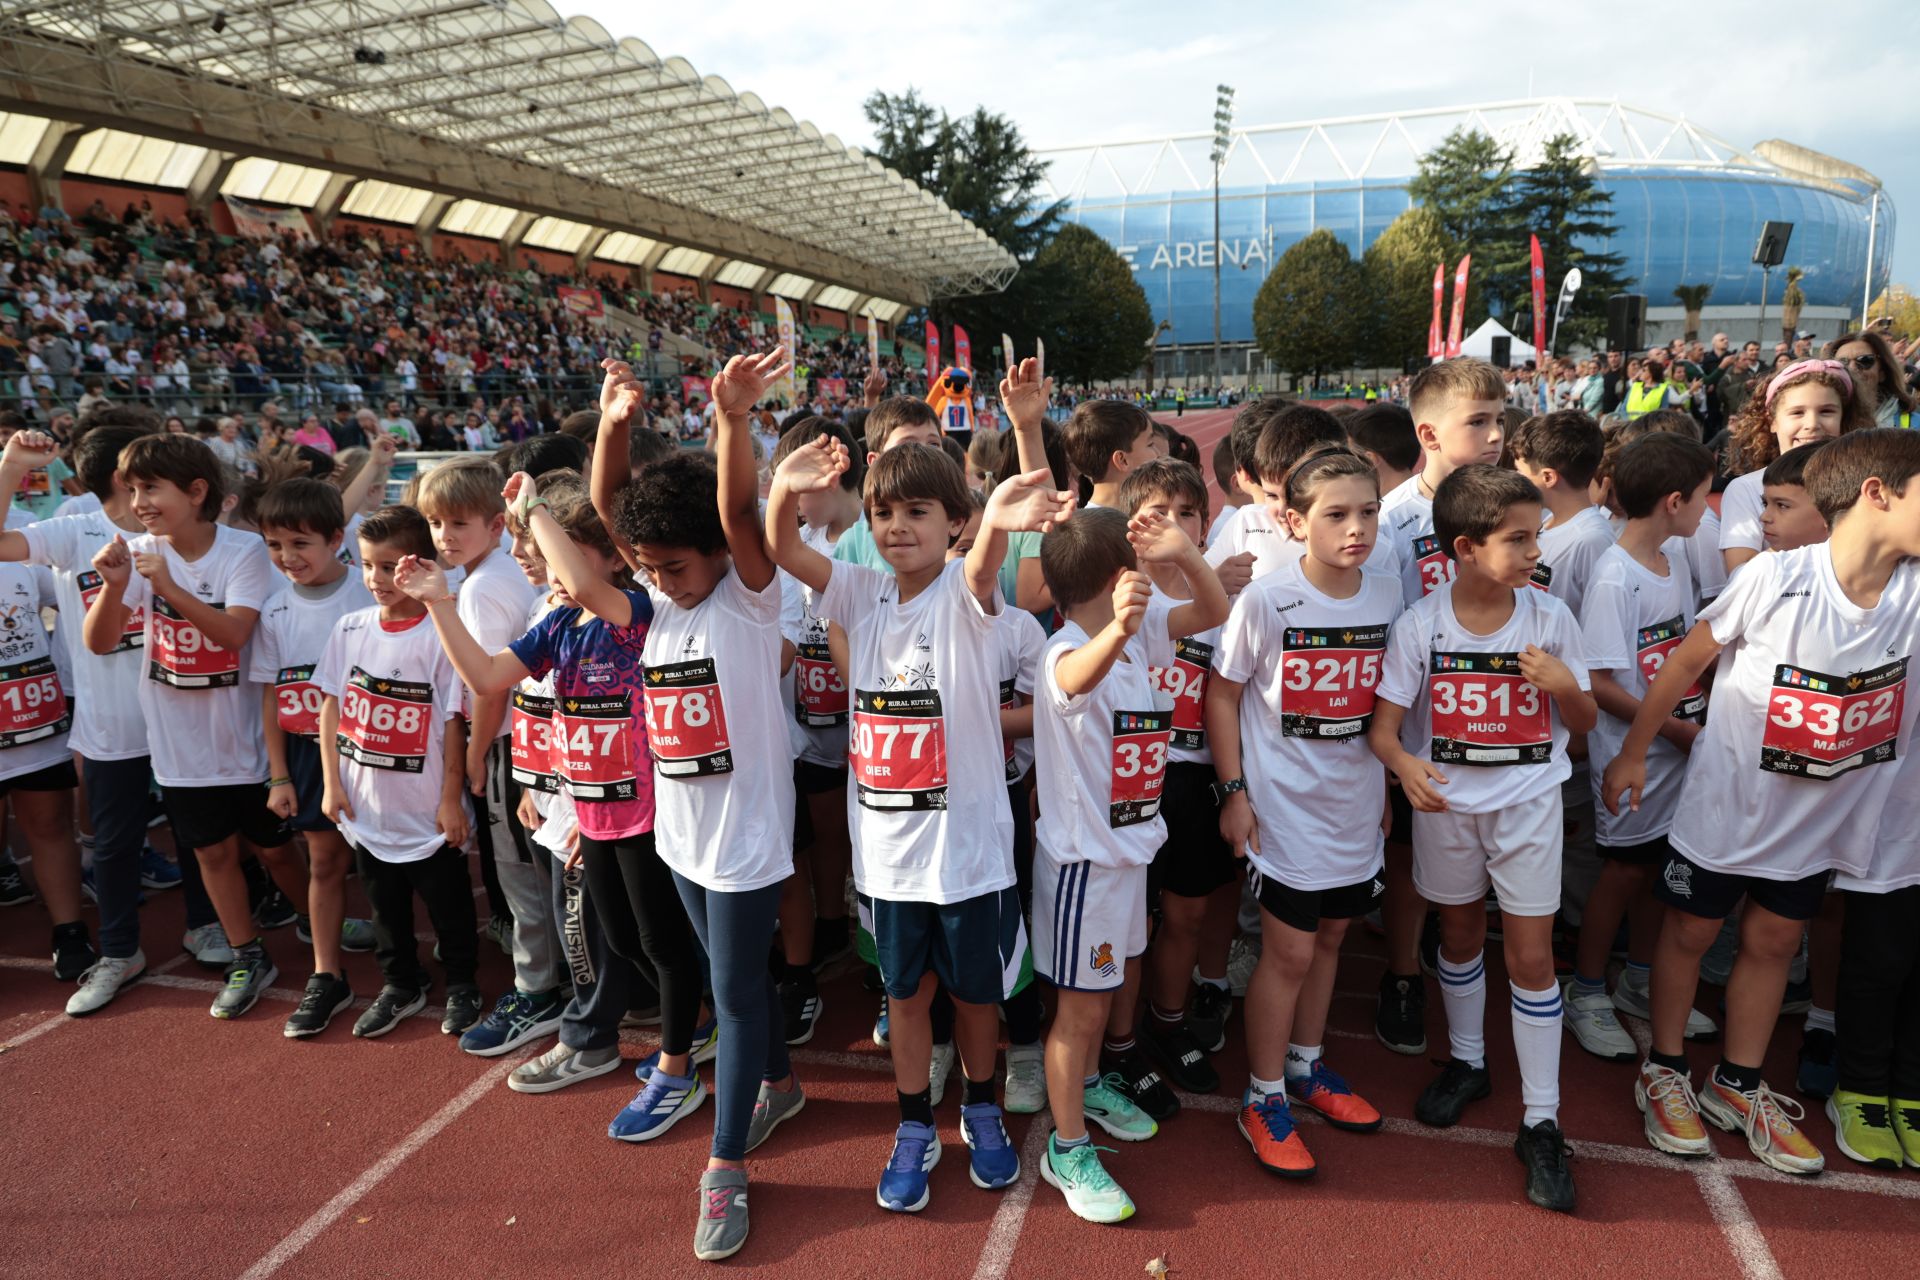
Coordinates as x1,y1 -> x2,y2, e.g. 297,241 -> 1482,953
1029,506 -> 1228,1222
1370,464 -> 1595,1214
765,413 -> 1073,1214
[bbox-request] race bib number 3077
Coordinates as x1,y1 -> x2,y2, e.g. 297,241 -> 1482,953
852,689 -> 948,812
1428,651 -> 1551,767
1761,659 -> 1906,781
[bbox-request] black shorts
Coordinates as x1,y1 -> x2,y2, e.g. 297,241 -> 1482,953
0,758 -> 77,797
1653,849 -> 1828,923
1387,781 -> 1412,845
1148,761 -> 1238,899
1600,833 -> 1670,867
1249,862 -> 1384,934
794,759 -> 847,797
165,782 -> 292,852
284,735 -> 335,834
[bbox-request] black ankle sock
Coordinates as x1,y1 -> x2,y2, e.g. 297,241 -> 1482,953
898,1087 -> 935,1126
1649,1049 -> 1690,1074
1714,1060 -> 1761,1093
963,1076 -> 996,1107
782,959 -> 811,984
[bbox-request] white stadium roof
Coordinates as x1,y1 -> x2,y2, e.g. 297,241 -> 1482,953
0,1 -> 1017,305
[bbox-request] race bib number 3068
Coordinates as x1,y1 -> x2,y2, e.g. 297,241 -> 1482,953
1281,624 -> 1388,739
852,689 -> 948,812
1761,659 -> 1906,781
1149,637 -> 1212,751
1428,651 -> 1551,767
337,668 -> 433,773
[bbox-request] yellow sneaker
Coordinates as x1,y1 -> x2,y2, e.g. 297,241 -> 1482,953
1635,1062 -> 1710,1158
1699,1076 -> 1824,1175
1889,1098 -> 1920,1170
1825,1091 -> 1904,1169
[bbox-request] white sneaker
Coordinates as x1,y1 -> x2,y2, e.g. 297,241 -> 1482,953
1004,1043 -> 1048,1115
1613,974 -> 1718,1041
181,923 -> 234,968
1561,980 -> 1636,1061
66,950 -> 146,1016
928,1041 -> 957,1108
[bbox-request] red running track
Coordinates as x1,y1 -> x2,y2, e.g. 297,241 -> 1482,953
3,856 -> 1915,1280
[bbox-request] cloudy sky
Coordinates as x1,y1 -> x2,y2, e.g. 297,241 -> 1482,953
574,0 -> 1919,285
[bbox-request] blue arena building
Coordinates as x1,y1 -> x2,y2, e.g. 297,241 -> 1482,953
1036,99 -> 1894,371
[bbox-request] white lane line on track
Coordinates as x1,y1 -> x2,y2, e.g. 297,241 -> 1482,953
967,1119 -> 1054,1280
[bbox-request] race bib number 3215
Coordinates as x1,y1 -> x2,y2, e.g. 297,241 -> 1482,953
1281,624 -> 1388,739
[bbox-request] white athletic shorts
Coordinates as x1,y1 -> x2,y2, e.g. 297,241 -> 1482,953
1032,841 -> 1148,993
1411,788 -> 1562,917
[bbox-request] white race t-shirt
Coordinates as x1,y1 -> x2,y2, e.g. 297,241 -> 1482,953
1716,471 -> 1765,556
1534,505 -> 1616,620
455,549 -> 536,740
0,563 -> 72,782
120,525 -> 274,787
52,492 -> 102,521
643,567 -> 794,894
316,609 -> 468,863
249,572 -> 374,741
1207,503 -> 1245,550
1846,750 -> 1920,892
22,510 -> 148,759
1689,507 -> 1728,601
1146,587 -> 1219,767
1669,545 -> 1920,882
993,604 -> 1046,783
1033,608 -> 1174,869
1377,579 -> 1590,814
782,524 -> 848,770
1580,541 -> 1699,845
1214,556 -> 1401,888
814,558 -> 1014,904
1380,474 -> 1453,606
1205,501 -> 1293,582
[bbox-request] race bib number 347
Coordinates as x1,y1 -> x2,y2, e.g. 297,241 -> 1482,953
1428,651 -> 1551,767
1761,659 -> 1906,781
852,689 -> 948,812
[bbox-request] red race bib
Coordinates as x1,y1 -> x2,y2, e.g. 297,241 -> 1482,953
1528,563 -> 1554,592
1109,708 -> 1171,828
793,640 -> 848,727
1636,615 -> 1706,722
1150,636 -> 1212,751
274,664 -> 322,738
1428,651 -> 1552,767
1281,624 -> 1389,739
1410,534 -> 1454,598
852,688 -> 948,811
643,658 -> 731,781
1761,659 -> 1906,781
510,688 -> 559,793
148,597 -> 240,688
560,693 -> 640,797
337,667 -> 433,773
78,570 -> 143,653
0,656 -> 67,749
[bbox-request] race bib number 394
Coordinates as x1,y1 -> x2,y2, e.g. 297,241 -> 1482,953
643,658 -> 732,780
1150,637 -> 1212,751
1110,709 -> 1170,828
1280,624 -> 1388,739
852,689 -> 948,812
1761,659 -> 1906,781
1428,651 -> 1552,767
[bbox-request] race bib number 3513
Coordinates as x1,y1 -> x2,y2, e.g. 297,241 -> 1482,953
149,597 -> 239,688
1428,651 -> 1551,767
1761,659 -> 1906,781
337,668 -> 433,773
643,658 -> 732,780
1281,624 -> 1388,739
852,689 -> 948,812
1110,709 -> 1171,828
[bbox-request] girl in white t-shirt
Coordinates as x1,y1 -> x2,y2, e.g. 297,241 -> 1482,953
1719,359 -> 1874,578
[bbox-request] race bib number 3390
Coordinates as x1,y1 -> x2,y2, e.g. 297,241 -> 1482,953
149,596 -> 239,688
1761,659 -> 1906,781
1428,651 -> 1551,767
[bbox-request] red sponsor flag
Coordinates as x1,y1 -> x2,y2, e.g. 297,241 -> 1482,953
953,326 -> 972,372
557,285 -> 604,319
1445,255 -> 1472,359
1428,263 -> 1445,358
680,374 -> 711,405
926,321 -> 942,379
1529,235 -> 1547,360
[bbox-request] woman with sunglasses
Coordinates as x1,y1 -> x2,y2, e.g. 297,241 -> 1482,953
1823,330 -> 1918,428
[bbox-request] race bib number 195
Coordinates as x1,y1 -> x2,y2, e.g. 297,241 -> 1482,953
1428,651 -> 1551,767
0,657 -> 67,749
1761,659 -> 1906,781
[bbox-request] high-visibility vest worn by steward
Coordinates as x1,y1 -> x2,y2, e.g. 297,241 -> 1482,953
1625,382 -> 1667,418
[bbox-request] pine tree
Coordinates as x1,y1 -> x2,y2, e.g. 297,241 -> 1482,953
1504,134 -> 1632,352
1405,128 -> 1523,323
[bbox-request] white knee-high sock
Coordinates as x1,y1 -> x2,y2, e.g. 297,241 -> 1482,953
1437,951 -> 1486,1069
1510,980 -> 1563,1127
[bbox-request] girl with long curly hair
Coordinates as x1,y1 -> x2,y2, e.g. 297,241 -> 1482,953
1718,359 -> 1875,575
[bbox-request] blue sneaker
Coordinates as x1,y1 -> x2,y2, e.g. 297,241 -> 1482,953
873,993 -> 890,1047
960,1101 -> 1020,1189
607,1070 -> 707,1142
460,989 -> 564,1057
139,845 -> 182,890
876,1120 -> 942,1212
632,1017 -> 720,1081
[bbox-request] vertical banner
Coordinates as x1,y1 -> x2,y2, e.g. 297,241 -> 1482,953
954,326 -> 972,372
1445,254 -> 1472,359
866,312 -> 880,368
774,297 -> 799,406
926,321 -> 942,381
1529,235 -> 1547,360
1428,263 -> 1445,358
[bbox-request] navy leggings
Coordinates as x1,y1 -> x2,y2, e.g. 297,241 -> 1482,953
671,871 -> 789,1161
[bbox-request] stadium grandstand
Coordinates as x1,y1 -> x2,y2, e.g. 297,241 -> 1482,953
0,0 -> 1016,435
1038,98 -> 1894,374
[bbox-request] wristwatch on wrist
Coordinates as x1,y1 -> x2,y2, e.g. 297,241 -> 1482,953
1211,777 -> 1247,804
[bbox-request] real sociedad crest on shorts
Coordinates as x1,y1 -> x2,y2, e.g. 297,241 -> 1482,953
1663,859 -> 1692,899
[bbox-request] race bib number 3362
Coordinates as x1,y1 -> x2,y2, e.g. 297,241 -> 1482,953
1428,651 -> 1551,767
852,689 -> 948,811
1761,659 -> 1906,781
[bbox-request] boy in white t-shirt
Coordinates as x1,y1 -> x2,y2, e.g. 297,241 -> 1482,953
1030,507 -> 1227,1223
768,426 -> 1072,1215
1062,400 -> 1156,512
1566,434 -> 1718,1063
83,434 -> 306,1021
1371,464 -> 1595,1215
318,505 -> 477,1040
1203,403 -> 1351,585
1604,429 -> 1920,1176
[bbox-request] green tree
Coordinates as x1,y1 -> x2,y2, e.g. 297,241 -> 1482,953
1254,229 -> 1365,379
1502,133 -> 1632,351
1361,205 -> 1453,369
1019,225 -> 1156,385
1406,127 -> 1521,318
1673,283 -> 1714,341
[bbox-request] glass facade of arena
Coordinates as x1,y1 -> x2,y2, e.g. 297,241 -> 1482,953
1064,170 -> 1894,348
